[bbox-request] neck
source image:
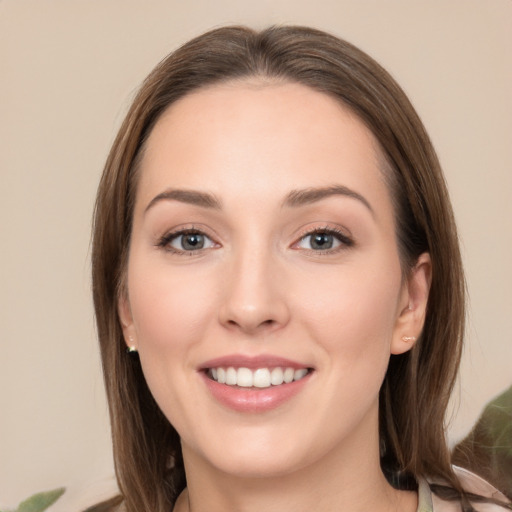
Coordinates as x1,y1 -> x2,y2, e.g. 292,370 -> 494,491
175,409 -> 417,512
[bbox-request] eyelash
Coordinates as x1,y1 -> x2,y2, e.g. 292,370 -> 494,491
157,227 -> 217,255
294,226 -> 354,255
156,226 -> 354,256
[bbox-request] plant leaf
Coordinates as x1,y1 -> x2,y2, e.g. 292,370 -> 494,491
16,488 -> 65,512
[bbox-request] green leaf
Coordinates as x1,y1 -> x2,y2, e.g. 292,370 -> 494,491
16,488 -> 65,512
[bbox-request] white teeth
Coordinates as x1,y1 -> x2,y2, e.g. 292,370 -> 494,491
209,366 -> 309,388
237,367 -> 253,387
226,367 -> 237,385
253,368 -> 271,388
283,367 -> 295,383
294,368 -> 308,380
270,367 -> 284,385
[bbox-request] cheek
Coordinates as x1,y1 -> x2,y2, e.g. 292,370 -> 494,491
128,259 -> 218,351
126,256 -> 221,425
296,257 -> 402,368
126,255 -> 223,417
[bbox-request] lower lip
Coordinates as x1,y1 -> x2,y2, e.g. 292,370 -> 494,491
201,372 -> 312,413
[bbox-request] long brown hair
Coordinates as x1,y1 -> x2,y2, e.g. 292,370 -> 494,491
92,25 -> 465,511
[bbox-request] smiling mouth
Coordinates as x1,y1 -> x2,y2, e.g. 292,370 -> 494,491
206,367 -> 313,389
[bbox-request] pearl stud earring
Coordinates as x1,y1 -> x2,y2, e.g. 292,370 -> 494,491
127,336 -> 138,353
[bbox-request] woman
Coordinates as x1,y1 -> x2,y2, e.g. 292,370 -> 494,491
91,26 -> 510,512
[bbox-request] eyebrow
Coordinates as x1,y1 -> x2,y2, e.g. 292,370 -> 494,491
144,189 -> 222,213
144,184 -> 373,216
284,185 -> 374,215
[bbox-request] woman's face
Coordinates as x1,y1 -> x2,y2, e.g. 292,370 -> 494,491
119,82 -> 430,478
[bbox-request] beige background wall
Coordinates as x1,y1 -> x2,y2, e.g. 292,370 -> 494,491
1,1 -> 511,510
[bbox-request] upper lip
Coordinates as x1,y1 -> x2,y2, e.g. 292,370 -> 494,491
199,354 -> 312,371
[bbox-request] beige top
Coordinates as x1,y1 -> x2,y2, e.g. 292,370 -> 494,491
418,467 -> 510,512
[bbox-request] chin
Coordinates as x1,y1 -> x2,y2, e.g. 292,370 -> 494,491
181,422 -> 327,480
209,448 -> 309,479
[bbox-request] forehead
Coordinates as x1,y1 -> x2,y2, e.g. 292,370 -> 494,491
136,81 -> 392,218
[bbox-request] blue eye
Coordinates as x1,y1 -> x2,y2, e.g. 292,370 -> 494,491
309,232 -> 336,250
296,229 -> 353,251
160,230 -> 216,253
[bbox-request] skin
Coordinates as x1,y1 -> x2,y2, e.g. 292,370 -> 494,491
119,81 -> 431,512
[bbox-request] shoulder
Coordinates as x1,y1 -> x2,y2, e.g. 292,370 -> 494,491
454,466 -> 509,505
417,467 -> 511,512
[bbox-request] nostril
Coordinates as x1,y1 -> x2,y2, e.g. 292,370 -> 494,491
219,294 -> 290,333
225,317 -> 277,333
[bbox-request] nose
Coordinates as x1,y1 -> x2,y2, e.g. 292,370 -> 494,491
218,245 -> 290,335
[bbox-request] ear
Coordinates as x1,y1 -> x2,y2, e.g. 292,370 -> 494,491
118,292 -> 137,351
391,252 -> 432,355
